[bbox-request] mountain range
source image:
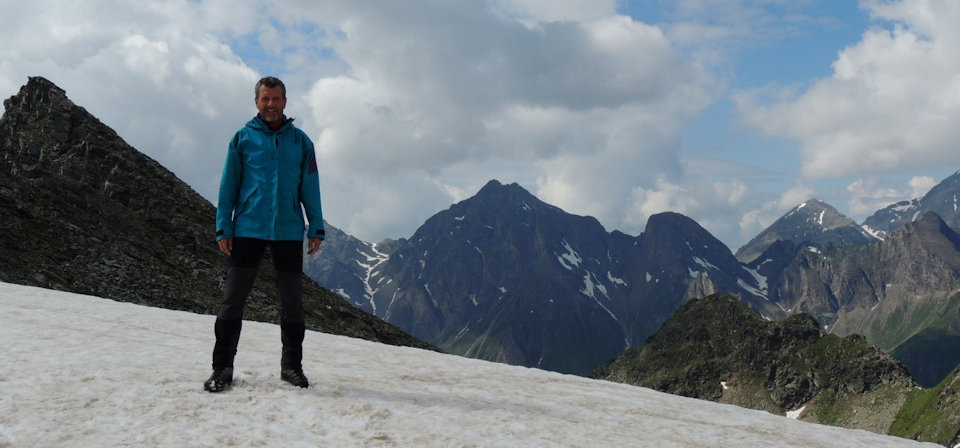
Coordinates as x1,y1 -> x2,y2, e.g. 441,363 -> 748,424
308,173 -> 960,385
309,180 -> 789,375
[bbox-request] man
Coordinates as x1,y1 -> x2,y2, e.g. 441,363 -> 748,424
204,76 -> 325,392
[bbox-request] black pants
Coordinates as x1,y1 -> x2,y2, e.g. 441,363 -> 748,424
211,238 -> 306,370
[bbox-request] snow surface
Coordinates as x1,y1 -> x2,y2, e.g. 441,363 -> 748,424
0,282 -> 940,448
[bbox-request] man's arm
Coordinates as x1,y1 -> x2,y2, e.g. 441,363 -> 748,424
216,133 -> 243,246
299,134 -> 325,242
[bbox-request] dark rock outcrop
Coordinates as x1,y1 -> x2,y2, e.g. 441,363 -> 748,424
591,293 -> 916,432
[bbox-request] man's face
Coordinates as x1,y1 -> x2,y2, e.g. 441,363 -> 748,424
256,85 -> 286,123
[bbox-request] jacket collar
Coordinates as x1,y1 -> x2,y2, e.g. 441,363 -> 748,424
248,115 -> 294,133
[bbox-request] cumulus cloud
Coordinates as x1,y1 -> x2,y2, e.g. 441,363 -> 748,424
845,175 -> 937,218
291,2 -> 713,239
623,173 -> 756,245
7,0 -> 949,251
909,175 -> 939,197
735,0 -> 960,179
0,0 -> 262,201
491,0 -> 617,22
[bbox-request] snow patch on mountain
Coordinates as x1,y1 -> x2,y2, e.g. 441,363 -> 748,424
357,243 -> 391,314
863,224 -> 884,240
580,271 -> 609,300
741,266 -> 769,299
556,239 -> 582,270
692,256 -> 718,271
737,278 -> 767,300
580,272 -> 618,324
607,272 -> 627,287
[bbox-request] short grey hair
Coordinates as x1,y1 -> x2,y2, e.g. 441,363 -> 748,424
255,76 -> 286,100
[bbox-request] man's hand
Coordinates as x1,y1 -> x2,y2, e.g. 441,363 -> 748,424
307,237 -> 323,255
218,238 -> 233,256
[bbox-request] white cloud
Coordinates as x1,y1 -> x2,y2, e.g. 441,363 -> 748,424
292,3 -> 712,240
909,175 -> 938,197
777,184 -> 818,210
737,184 -> 817,245
845,175 -> 938,218
846,178 -> 905,217
0,0 -> 262,207
8,0 -> 950,252
626,177 -> 697,227
491,0 -> 617,22
735,0 -> 960,179
623,174 -> 756,244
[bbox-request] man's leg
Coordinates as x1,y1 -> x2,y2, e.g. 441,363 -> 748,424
271,240 -> 308,387
206,238 -> 266,392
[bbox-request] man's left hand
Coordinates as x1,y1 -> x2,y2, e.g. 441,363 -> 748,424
307,237 -> 323,255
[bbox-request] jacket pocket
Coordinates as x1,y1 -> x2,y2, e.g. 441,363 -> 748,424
237,185 -> 259,217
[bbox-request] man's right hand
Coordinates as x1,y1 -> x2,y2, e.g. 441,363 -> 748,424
218,238 -> 233,256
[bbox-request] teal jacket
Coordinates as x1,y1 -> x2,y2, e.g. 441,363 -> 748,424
216,116 -> 324,242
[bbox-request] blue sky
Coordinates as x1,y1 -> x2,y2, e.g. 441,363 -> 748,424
653,2 -> 876,201
2,0 -> 959,250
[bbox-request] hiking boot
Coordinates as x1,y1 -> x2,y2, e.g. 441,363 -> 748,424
203,367 -> 234,392
281,368 -> 309,388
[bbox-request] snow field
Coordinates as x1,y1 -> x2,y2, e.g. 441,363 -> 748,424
0,282 -> 941,447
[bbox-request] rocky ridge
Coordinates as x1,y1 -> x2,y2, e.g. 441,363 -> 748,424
591,293 -> 918,437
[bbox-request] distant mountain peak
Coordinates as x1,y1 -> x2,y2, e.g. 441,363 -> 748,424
475,179 -> 535,201
7,76 -> 64,105
797,198 -> 827,208
644,212 -> 726,252
736,199 -> 875,263
783,199 -> 853,228
890,211 -> 960,251
863,171 -> 960,239
459,179 -> 567,220
478,178 -> 511,191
